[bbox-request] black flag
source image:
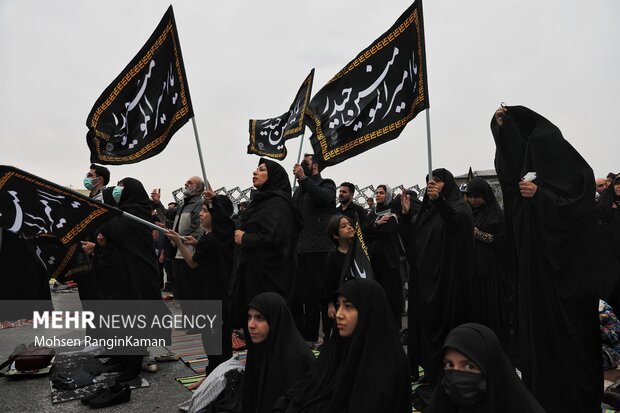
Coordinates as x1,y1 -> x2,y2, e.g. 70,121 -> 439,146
340,222 -> 374,283
248,69 -> 315,160
86,6 -> 193,164
0,166 -> 121,245
307,1 -> 428,167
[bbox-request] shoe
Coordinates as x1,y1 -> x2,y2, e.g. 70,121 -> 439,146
142,359 -> 158,373
87,383 -> 131,408
115,356 -> 143,383
154,353 -> 180,362
80,386 -> 106,405
604,391 -> 620,410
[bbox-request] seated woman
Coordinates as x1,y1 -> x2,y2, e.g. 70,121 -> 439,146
273,278 -> 411,412
427,323 -> 545,412
243,292 -> 316,413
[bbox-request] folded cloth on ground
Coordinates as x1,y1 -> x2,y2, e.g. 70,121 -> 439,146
178,355 -> 245,413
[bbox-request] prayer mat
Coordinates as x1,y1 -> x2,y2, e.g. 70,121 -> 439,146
49,352 -> 149,404
0,319 -> 33,330
175,373 -> 206,392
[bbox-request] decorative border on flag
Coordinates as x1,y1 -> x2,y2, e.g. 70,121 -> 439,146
248,120 -> 287,160
283,71 -> 314,138
0,171 -> 111,245
88,21 -> 191,162
310,7 -> 428,162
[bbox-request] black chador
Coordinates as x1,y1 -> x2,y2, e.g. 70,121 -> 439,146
427,323 -> 545,413
491,106 -> 602,412
243,292 -> 315,413
402,168 -> 474,384
466,178 -> 510,346
595,174 -> 620,313
230,159 -> 302,328
273,279 -> 411,413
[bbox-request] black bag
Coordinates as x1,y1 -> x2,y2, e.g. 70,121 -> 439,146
0,343 -> 55,373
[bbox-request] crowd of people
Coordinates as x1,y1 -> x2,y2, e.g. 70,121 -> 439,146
4,104 -> 620,412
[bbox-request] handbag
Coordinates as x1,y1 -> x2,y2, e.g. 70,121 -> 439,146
0,343 -> 55,373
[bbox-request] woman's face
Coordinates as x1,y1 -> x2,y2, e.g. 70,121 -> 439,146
443,348 -> 482,374
335,294 -> 358,337
247,308 -> 269,344
375,187 -> 386,204
466,194 -> 484,208
337,217 -> 355,241
199,206 -> 212,229
252,164 -> 269,189
614,181 -> 620,197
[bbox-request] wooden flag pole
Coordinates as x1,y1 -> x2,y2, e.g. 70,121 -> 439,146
291,133 -> 305,191
191,117 -> 210,189
425,109 -> 433,182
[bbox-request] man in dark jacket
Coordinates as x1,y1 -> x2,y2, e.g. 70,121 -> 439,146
292,154 -> 336,345
336,182 -> 368,228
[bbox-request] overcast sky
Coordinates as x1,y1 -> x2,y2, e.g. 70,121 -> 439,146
1,0 -> 618,203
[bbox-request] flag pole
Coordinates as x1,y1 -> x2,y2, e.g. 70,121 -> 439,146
425,109 -> 433,181
191,117 -> 210,189
292,133 -> 305,191
122,211 -> 167,232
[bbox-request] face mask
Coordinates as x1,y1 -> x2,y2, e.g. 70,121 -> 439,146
112,186 -> 123,203
83,177 -> 97,190
301,161 -> 312,177
441,370 -> 486,407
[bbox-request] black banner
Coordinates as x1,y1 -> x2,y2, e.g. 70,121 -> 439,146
248,69 -> 315,160
0,166 -> 121,245
307,1 -> 429,167
86,5 -> 193,164
340,222 -> 374,283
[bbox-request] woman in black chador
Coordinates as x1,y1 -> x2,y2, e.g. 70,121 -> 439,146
427,323 -> 545,413
465,178 -> 509,346
365,184 -> 404,328
230,158 -> 302,328
492,105 -> 602,412
400,168 -> 474,385
595,174 -> 620,312
93,177 -> 169,382
273,278 -> 411,413
242,292 -> 315,413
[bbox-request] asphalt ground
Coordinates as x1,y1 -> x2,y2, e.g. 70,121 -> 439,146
0,291 -> 195,412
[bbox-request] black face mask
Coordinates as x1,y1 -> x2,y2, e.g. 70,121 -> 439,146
301,160 -> 313,177
441,370 -> 486,406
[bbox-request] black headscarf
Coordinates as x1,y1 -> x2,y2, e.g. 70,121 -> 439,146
491,105 -> 601,411
427,323 -> 545,413
374,184 -> 393,213
253,158 -> 291,195
408,167 -> 474,383
243,292 -> 315,413
117,177 -> 152,220
274,278 -> 411,412
596,174 -> 620,224
465,178 -> 509,345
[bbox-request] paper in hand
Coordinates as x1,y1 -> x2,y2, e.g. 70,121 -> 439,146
522,172 -> 537,182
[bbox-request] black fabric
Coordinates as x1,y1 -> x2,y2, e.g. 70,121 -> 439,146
336,202 -> 368,229
231,159 -> 302,328
292,252 -> 326,341
274,278 -> 411,413
0,230 -> 53,319
595,175 -> 620,312
293,174 -> 336,253
466,178 -> 510,346
427,323 -> 545,413
94,178 -> 161,300
491,105 -> 602,412
243,292 -> 315,413
402,168 -> 474,384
